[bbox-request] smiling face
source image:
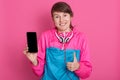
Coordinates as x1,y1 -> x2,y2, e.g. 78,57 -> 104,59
53,12 -> 72,32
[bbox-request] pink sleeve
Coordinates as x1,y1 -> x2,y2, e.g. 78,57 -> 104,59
74,34 -> 92,79
31,33 -> 46,77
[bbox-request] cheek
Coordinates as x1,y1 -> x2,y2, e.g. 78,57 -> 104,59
53,20 -> 59,26
65,17 -> 71,21
53,19 -> 59,23
54,21 -> 58,25
54,21 -> 59,25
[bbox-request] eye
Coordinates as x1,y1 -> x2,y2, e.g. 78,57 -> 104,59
54,15 -> 59,19
63,14 -> 67,17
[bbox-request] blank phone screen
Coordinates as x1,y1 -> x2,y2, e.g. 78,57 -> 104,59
26,32 -> 38,53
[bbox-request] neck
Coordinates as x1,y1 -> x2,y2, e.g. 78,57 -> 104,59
57,28 -> 71,33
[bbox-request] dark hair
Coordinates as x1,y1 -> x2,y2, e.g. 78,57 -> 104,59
51,2 -> 73,17
51,2 -> 74,29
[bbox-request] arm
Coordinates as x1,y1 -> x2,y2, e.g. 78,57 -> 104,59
74,34 -> 92,79
31,33 -> 46,77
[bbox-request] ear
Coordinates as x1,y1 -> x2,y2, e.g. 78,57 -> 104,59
70,17 -> 73,21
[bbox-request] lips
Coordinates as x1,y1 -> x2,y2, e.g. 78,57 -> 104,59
59,23 -> 66,26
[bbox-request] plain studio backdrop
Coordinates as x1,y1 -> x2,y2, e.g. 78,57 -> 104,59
0,0 -> 120,80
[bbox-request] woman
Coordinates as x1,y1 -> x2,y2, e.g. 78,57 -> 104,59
24,1 -> 92,80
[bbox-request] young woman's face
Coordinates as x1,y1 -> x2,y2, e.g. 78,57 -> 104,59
53,12 -> 72,32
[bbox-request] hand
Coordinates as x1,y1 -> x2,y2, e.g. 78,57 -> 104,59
23,46 -> 38,66
66,52 -> 80,71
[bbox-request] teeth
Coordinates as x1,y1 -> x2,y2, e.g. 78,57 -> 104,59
59,23 -> 65,26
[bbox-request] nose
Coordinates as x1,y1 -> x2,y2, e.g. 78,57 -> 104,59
59,17 -> 64,22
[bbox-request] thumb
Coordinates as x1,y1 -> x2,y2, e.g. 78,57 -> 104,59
73,52 -> 77,62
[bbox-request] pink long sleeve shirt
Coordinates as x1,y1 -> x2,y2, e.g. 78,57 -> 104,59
32,27 -> 92,80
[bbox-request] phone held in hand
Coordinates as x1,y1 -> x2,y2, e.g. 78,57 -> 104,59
26,32 -> 38,53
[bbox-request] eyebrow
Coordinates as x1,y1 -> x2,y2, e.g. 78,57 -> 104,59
53,14 -> 59,16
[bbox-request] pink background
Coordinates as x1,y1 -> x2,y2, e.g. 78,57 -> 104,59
0,0 -> 120,80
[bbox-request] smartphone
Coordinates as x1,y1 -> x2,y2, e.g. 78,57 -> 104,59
26,32 -> 38,53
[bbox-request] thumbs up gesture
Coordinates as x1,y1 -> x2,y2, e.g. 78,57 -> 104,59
66,52 -> 80,71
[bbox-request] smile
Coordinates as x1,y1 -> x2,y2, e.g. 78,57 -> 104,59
59,23 -> 66,26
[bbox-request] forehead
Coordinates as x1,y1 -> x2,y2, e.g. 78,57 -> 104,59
53,12 -> 69,15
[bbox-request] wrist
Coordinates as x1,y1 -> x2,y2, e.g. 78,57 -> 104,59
32,60 -> 38,66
